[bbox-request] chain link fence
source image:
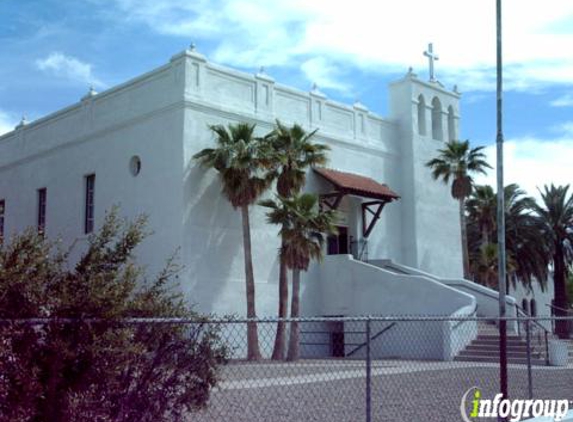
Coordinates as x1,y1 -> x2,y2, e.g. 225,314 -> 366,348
1,316 -> 572,421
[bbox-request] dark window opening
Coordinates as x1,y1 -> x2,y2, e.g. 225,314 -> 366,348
530,299 -> 537,317
0,199 -> 5,242
331,321 -> 345,357
37,188 -> 47,236
522,299 -> 529,315
327,226 -> 349,255
85,174 -> 95,234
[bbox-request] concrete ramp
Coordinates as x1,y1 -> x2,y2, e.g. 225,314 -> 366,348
369,259 -> 519,333
308,255 -> 478,361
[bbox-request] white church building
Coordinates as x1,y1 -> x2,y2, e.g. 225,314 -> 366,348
0,46 -> 553,359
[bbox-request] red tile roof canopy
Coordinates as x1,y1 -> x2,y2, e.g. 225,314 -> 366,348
313,168 -> 400,201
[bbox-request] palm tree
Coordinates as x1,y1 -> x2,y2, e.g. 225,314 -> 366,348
472,243 -> 517,289
467,185 -> 496,246
260,193 -> 337,361
426,139 -> 492,279
265,121 -> 329,360
193,123 -> 272,360
504,184 -> 549,291
269,121 -> 329,197
467,184 -> 550,291
532,184 -> 573,338
471,242 -> 517,290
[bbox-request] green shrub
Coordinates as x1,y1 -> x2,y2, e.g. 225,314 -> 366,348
0,209 -> 227,422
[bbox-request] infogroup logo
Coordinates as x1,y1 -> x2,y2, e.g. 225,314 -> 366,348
460,387 -> 571,422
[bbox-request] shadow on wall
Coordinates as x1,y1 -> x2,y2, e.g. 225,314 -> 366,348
181,162 -> 241,314
181,161 -> 281,315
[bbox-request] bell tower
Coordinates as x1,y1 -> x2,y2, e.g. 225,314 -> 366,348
388,50 -> 464,278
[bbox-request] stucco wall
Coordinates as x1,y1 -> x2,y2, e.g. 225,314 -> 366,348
0,47 -> 466,320
309,255 -> 476,359
389,76 -> 464,279
176,47 -> 407,317
316,255 -> 475,317
0,63 -> 186,279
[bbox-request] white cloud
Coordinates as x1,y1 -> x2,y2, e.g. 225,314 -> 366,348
0,111 -> 17,136
475,136 -> 573,201
36,52 -> 105,88
550,94 -> 573,107
108,0 -> 573,93
552,122 -> 573,136
300,57 -> 350,95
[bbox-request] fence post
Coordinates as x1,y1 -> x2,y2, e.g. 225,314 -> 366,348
366,318 -> 372,422
544,331 -> 549,366
516,307 -> 521,337
525,319 -> 533,399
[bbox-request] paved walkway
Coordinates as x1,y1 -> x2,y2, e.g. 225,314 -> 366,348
219,359 -> 572,389
194,359 -> 573,422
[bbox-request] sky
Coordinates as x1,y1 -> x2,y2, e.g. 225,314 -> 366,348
0,0 -> 572,200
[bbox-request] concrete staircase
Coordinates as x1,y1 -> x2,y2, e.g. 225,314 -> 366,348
454,322 -> 547,365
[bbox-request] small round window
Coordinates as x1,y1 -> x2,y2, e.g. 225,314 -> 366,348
129,156 -> 141,176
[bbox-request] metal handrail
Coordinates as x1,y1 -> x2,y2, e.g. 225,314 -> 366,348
546,303 -> 573,314
452,306 -> 478,330
346,322 -> 397,357
515,304 -> 550,334
358,239 -> 369,262
546,303 -> 573,337
515,305 -> 550,364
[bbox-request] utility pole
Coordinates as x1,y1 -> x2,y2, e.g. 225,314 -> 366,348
496,0 -> 509,417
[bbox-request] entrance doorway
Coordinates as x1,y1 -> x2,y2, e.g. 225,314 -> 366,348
327,226 -> 349,255
330,321 -> 345,357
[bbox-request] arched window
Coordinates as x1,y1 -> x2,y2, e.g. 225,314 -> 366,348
530,299 -> 537,317
417,94 -> 426,136
522,299 -> 529,315
431,97 -> 443,141
447,105 -> 456,141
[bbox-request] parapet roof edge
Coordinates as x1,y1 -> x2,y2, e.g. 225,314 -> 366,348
1,49 -> 398,140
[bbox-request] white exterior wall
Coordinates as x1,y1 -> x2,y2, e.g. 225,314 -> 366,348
0,47 -> 465,318
310,255 -> 477,360
509,276 -> 555,332
389,74 -> 464,278
0,60 -> 187,278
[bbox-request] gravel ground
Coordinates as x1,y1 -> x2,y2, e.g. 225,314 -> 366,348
193,360 -> 573,422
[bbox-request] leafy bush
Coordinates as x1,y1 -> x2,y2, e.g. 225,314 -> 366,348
0,210 -> 227,422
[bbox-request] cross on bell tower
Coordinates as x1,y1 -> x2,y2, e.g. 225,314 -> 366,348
423,43 -> 439,82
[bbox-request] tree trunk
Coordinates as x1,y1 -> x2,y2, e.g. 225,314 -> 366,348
482,226 -> 490,247
459,199 -> 471,279
240,205 -> 261,360
553,242 -> 570,339
271,248 -> 288,360
286,269 -> 301,362
42,346 -> 64,422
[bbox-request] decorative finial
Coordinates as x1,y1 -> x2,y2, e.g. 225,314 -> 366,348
81,85 -> 97,101
407,67 -> 417,78
423,43 -> 439,82
255,65 -> 273,81
353,99 -> 368,111
189,42 -> 196,52
453,84 -> 460,94
15,115 -> 28,129
309,82 -> 326,98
